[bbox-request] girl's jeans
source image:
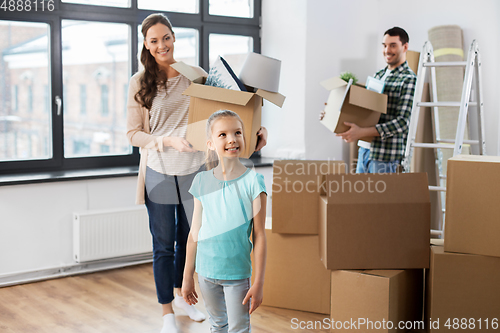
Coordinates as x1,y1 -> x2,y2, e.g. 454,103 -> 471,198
198,275 -> 251,333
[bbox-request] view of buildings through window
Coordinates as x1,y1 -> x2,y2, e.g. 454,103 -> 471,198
0,21 -> 51,161
0,0 -> 258,172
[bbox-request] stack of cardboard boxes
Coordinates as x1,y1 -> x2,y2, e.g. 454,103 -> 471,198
263,160 -> 345,315
426,155 -> 500,332
261,159 -> 431,332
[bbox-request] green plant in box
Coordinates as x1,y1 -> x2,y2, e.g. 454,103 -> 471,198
339,71 -> 358,85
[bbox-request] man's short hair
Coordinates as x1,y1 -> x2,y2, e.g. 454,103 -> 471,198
384,27 -> 409,45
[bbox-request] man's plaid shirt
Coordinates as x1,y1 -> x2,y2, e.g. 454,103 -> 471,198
370,61 -> 416,162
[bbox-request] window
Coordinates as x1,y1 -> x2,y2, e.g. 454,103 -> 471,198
138,0 -> 198,14
80,85 -> 86,115
0,21 -> 51,163
209,0 -> 254,18
0,0 -> 261,176
209,34 -> 253,74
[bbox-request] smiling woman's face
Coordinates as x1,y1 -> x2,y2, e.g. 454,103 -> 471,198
144,23 -> 176,65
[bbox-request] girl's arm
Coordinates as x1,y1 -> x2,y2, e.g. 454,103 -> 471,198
242,192 -> 267,314
182,197 -> 203,305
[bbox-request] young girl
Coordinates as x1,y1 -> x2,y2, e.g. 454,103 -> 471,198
127,13 -> 268,333
182,110 -> 267,332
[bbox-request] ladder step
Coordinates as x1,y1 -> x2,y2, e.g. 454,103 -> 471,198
437,139 -> 479,145
417,102 -> 477,107
423,61 -> 467,67
430,229 -> 444,237
412,143 -> 455,149
429,186 -> 446,192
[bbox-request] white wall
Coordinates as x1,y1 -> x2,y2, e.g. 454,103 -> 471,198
0,177 -> 138,276
261,0 -> 500,160
260,0 -> 307,159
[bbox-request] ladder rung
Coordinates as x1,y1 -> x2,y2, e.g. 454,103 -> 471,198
429,186 -> 446,192
423,61 -> 467,67
430,229 -> 444,237
437,139 -> 479,145
412,143 -> 455,149
417,102 -> 478,108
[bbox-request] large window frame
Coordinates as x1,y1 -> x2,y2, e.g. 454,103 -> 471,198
0,0 -> 261,177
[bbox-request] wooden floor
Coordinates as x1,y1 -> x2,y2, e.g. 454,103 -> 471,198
0,264 -> 332,333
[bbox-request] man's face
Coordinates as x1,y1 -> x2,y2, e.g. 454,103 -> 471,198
382,34 -> 408,69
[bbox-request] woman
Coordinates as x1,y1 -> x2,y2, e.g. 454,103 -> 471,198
126,13 -> 267,333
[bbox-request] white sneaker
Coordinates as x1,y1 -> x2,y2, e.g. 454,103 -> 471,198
174,295 -> 206,322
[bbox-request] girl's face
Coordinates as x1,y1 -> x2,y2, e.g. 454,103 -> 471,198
208,117 -> 245,158
144,23 -> 175,65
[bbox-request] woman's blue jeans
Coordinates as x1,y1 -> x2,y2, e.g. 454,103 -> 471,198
145,168 -> 197,305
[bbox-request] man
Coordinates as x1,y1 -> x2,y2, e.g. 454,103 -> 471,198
337,27 -> 417,174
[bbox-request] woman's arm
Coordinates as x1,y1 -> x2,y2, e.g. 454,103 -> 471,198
242,192 -> 267,314
126,73 -> 196,152
182,197 -> 203,305
126,74 -> 163,149
255,126 -> 268,151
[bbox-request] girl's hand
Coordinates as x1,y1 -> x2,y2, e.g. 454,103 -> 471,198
182,277 -> 198,305
255,127 -> 268,151
242,283 -> 263,314
164,136 -> 198,153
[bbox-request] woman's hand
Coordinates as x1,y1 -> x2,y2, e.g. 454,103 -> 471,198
164,136 -> 198,152
255,127 -> 268,151
182,276 -> 198,306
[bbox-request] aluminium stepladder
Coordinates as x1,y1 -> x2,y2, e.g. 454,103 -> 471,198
401,39 -> 486,238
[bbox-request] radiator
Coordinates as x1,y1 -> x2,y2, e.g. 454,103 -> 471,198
73,206 -> 152,262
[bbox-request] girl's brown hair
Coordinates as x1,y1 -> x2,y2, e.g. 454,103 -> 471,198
134,13 -> 174,110
205,110 -> 245,170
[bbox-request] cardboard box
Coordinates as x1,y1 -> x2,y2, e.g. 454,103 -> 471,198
272,160 -> 346,235
331,269 -> 423,333
426,245 -> 500,332
319,173 -> 430,269
406,50 -> 420,75
320,76 -> 387,142
252,228 -> 331,314
445,155 -> 500,258
171,61 -> 285,158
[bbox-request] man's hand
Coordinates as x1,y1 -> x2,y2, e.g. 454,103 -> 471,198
336,122 -> 380,143
319,103 -> 327,121
336,122 -> 364,143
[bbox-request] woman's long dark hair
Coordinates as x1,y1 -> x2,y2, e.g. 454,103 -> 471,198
134,13 -> 174,110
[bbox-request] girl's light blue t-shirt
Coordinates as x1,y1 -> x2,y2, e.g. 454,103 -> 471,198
188,168 -> 267,280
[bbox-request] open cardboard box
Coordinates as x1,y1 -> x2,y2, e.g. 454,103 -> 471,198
318,173 -> 430,270
171,62 -> 285,158
320,76 -> 387,142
